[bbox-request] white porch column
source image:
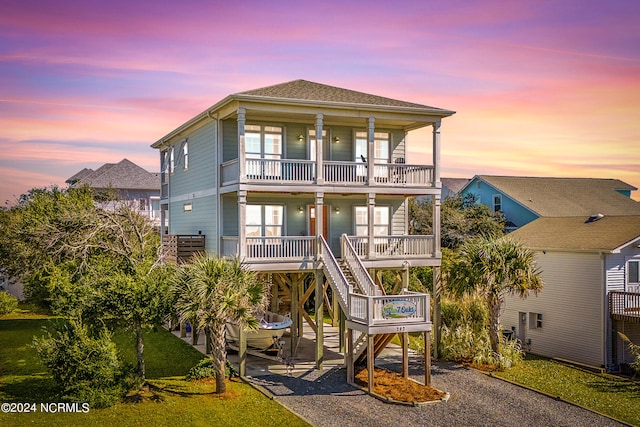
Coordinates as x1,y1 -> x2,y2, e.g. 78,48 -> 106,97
432,119 -> 441,187
367,117 -> 375,186
238,190 -> 247,258
433,193 -> 441,258
316,114 -> 324,185
367,193 -> 375,259
238,108 -> 246,183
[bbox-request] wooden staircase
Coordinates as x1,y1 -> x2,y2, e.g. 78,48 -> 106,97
336,260 -> 397,365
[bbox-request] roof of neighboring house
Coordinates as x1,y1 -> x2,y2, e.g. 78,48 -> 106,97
66,159 -> 160,191
441,177 -> 470,195
152,79 -> 455,148
467,175 -> 640,217
510,215 -> 640,252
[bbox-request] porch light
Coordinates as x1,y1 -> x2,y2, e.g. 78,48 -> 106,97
298,206 -> 304,213
334,136 -> 340,143
334,207 -> 340,214
297,134 -> 304,142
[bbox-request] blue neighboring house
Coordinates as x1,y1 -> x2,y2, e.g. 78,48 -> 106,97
459,175 -> 640,230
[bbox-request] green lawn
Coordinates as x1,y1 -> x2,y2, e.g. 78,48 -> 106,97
0,311 -> 311,427
495,354 -> 640,426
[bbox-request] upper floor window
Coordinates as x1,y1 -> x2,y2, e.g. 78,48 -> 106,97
170,147 -> 175,174
308,129 -> 327,162
492,194 -> 502,212
355,131 -> 389,164
183,141 -> 189,170
355,131 -> 390,178
246,125 -> 282,160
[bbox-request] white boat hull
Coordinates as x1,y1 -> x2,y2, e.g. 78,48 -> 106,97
226,312 -> 292,351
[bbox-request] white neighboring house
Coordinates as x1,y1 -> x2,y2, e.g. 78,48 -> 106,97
503,215 -> 640,370
66,158 -> 161,227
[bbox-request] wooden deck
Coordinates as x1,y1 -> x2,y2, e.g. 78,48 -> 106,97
609,291 -> 640,323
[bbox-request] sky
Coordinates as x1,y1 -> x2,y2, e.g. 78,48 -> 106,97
1,0 -> 639,205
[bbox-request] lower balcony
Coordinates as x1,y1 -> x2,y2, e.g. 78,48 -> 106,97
220,234 -> 439,270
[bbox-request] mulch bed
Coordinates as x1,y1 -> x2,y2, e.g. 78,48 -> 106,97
354,367 -> 447,403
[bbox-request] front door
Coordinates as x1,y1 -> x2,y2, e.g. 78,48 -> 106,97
309,205 -> 328,239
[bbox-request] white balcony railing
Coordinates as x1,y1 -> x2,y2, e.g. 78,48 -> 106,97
348,291 -> 430,326
220,158 -> 435,187
347,235 -> 436,258
222,235 -> 437,262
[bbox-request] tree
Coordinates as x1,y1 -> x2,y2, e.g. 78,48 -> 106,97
445,234 -> 543,355
0,186 -> 173,383
409,195 -> 506,249
173,254 -> 268,394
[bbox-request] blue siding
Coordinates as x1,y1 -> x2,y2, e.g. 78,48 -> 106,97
461,177 -> 538,228
167,120 -> 219,251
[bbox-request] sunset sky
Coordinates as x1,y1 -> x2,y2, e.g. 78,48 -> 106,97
1,0 -> 639,204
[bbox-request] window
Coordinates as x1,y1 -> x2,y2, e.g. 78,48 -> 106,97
246,205 -> 283,241
245,125 -> 283,176
354,206 -> 390,236
170,147 -> 175,174
183,141 -> 188,170
355,131 -> 390,178
627,260 -> 640,285
492,194 -> 502,212
308,129 -> 326,161
529,312 -> 542,329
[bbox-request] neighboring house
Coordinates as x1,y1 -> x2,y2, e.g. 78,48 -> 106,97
503,215 -> 640,370
151,79 -> 455,377
459,175 -> 640,231
66,159 -> 161,227
440,177 -> 469,199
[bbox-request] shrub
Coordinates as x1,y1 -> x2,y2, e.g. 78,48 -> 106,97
33,319 -> 134,408
618,332 -> 640,376
0,291 -> 18,315
440,324 -> 523,369
186,357 -> 237,381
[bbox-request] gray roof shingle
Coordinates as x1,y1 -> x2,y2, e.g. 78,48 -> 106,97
510,215 -> 640,252
477,175 -> 640,217
237,79 -> 451,112
66,159 -> 159,190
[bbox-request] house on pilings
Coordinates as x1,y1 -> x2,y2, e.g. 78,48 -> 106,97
151,79 -> 455,388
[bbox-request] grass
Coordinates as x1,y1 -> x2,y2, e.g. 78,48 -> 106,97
494,354 -> 640,426
0,308 -> 311,427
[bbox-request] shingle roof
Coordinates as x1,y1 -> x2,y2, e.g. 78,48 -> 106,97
442,177 -> 470,195
237,79 -> 452,112
66,159 -> 159,190
510,215 -> 640,252
477,176 -> 640,216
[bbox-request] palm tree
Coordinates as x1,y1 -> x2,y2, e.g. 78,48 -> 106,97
446,234 -> 543,355
173,254 -> 268,394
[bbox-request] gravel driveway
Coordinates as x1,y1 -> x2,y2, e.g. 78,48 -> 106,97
248,360 -> 628,427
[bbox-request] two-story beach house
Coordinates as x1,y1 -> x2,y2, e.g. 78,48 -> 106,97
151,80 -> 455,384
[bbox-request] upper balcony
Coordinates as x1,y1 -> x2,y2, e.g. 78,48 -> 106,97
220,158 -> 435,190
